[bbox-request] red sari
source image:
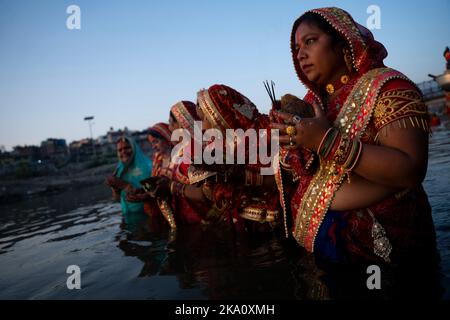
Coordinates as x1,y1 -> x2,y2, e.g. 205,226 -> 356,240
148,122 -> 173,178
169,101 -> 206,225
145,122 -> 176,225
276,7 -> 435,264
196,84 -> 281,232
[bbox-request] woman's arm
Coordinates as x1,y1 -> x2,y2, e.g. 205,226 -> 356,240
330,173 -> 400,211
350,123 -> 428,188
111,187 -> 121,202
106,175 -> 131,202
272,89 -> 429,189
183,184 -> 207,203
335,83 -> 429,188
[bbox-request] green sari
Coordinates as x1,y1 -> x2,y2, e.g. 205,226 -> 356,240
115,136 -> 152,224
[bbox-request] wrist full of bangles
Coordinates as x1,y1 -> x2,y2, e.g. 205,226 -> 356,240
317,127 -> 363,173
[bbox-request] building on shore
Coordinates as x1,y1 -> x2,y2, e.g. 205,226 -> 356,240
11,145 -> 41,163
101,127 -> 153,157
2,144 -> 62,178
40,138 -> 69,164
69,138 -> 98,163
1,126 -> 155,178
417,79 -> 447,116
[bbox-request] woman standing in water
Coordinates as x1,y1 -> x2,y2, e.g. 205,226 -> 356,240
169,84 -> 282,232
271,7 -> 436,265
150,101 -> 208,227
106,136 -> 153,225
147,122 -> 173,178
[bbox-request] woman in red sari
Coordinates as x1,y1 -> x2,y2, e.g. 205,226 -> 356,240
147,122 -> 173,178
143,103 -> 213,228
141,122 -> 174,225
271,7 -> 436,265
167,101 -> 207,225
174,84 -> 282,232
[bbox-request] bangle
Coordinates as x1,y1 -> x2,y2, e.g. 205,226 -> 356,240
170,181 -> 186,197
323,130 -> 340,161
318,128 -> 362,172
318,128 -> 339,160
341,139 -> 359,168
346,140 -> 363,171
327,136 -> 363,172
317,127 -> 333,153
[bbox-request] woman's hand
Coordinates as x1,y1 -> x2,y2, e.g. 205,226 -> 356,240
271,101 -> 331,151
126,188 -> 148,202
105,175 -> 129,190
154,177 -> 171,198
141,176 -> 171,198
111,187 -> 121,202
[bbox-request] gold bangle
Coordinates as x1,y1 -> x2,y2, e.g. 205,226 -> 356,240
347,140 -> 363,171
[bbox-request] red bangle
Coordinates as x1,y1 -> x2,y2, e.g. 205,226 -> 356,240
317,127 -> 333,153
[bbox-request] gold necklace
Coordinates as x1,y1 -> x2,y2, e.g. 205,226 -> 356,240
325,75 -> 349,95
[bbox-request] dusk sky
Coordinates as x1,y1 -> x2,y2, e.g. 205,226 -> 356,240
1,0 -> 449,151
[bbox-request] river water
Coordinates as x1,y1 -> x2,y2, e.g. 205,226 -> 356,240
1,125 -> 449,300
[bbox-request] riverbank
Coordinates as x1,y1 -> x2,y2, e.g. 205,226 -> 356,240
0,162 -> 116,204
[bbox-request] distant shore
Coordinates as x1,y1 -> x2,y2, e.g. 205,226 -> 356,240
0,162 -> 117,204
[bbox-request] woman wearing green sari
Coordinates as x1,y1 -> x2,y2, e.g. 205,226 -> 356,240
106,136 -> 153,225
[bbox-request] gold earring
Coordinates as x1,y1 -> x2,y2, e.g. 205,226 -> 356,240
343,48 -> 353,73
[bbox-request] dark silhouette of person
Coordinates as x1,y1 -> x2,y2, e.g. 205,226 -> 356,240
444,46 -> 450,70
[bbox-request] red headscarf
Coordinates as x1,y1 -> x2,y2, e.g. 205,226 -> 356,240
197,84 -> 262,132
290,7 -> 388,100
170,101 -> 200,136
148,122 -> 172,143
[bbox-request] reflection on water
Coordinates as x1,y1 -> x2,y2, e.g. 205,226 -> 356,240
0,124 -> 449,299
424,124 -> 450,299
